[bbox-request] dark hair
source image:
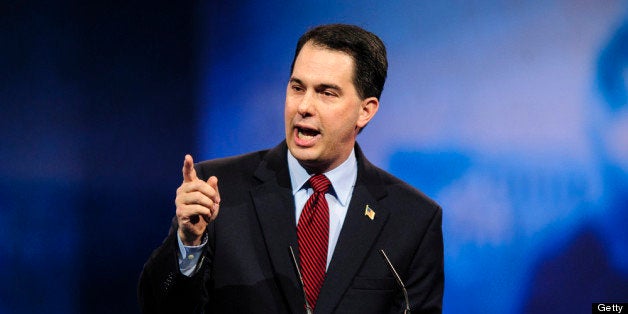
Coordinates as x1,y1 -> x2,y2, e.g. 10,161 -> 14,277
290,24 -> 388,100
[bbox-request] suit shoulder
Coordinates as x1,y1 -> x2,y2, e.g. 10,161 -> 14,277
374,166 -> 441,213
194,149 -> 269,180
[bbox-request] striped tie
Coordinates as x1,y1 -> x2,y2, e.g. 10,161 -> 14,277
297,174 -> 331,310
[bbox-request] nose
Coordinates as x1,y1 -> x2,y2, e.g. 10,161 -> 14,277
297,91 -> 315,117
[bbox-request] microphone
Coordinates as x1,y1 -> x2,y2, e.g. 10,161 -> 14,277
289,246 -> 313,314
380,249 -> 411,314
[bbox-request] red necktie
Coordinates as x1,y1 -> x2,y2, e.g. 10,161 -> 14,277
297,174 -> 331,310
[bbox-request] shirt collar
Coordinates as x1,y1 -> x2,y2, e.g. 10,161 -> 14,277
287,148 -> 357,207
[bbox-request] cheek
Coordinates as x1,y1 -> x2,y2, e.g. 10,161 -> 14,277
325,110 -> 359,139
284,99 -> 296,119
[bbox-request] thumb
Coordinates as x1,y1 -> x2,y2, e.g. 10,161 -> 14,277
182,154 -> 198,182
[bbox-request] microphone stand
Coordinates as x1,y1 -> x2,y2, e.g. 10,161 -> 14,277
380,249 -> 411,314
289,246 -> 314,314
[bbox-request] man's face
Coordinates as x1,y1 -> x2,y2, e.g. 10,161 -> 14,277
284,42 -> 378,173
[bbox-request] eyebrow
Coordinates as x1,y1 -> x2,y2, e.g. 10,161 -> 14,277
289,77 -> 342,93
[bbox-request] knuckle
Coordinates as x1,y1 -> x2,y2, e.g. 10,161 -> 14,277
175,207 -> 184,217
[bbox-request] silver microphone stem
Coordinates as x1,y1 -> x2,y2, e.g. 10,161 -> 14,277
289,246 -> 313,314
380,249 -> 411,314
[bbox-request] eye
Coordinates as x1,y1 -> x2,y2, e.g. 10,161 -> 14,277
291,84 -> 304,93
322,90 -> 338,97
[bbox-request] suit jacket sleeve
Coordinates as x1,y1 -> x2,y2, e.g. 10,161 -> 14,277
137,218 -> 213,314
404,206 -> 444,313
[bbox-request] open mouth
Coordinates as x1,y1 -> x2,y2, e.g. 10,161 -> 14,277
293,125 -> 321,146
297,126 -> 320,140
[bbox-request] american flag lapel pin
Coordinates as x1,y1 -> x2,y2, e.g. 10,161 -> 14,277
364,205 -> 375,220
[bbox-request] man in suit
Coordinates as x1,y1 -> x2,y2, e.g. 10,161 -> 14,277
138,24 -> 444,313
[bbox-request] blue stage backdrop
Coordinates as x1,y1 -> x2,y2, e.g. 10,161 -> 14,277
1,1 -> 198,313
2,1 -> 627,313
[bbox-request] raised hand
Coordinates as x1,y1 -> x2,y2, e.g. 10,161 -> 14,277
175,154 -> 220,246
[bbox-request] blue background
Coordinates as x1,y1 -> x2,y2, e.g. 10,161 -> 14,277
2,1 -> 628,313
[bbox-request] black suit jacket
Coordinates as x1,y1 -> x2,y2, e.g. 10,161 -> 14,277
139,142 -> 444,313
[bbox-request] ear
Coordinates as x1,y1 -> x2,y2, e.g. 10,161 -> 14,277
356,97 -> 379,129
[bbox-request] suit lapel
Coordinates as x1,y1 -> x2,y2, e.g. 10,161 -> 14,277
250,142 -> 305,313
315,145 -> 391,313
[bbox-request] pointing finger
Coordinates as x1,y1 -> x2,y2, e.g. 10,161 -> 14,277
182,154 -> 198,182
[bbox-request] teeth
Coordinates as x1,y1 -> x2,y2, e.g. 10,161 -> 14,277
298,130 -> 315,139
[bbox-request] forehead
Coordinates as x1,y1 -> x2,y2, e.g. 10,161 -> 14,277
292,42 -> 356,84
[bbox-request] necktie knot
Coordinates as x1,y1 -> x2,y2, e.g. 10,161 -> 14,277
309,174 -> 331,194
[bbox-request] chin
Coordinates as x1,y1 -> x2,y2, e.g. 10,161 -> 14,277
288,147 -> 323,168
291,148 -> 318,163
